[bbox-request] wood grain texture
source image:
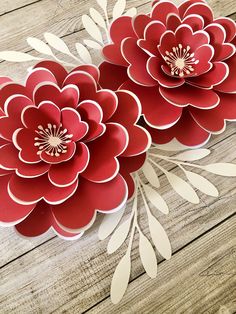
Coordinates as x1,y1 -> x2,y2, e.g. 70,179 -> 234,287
0,1 -> 236,313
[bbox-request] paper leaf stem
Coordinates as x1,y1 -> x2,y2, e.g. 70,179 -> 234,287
44,33 -> 72,55
113,0 -> 126,20
142,184 -> 169,215
111,252 -> 131,304
173,149 -> 211,161
90,8 -> 107,29
75,43 -> 92,63
82,15 -> 103,44
143,161 -> 160,188
107,218 -> 131,254
98,206 -> 126,240
165,171 -> 199,204
97,0 -> 107,12
185,171 -> 219,197
27,37 -> 53,56
148,214 -> 172,260
84,39 -> 102,49
0,51 -> 40,62
139,232 -> 157,278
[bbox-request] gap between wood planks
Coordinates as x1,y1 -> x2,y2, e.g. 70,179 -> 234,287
0,0 -> 42,17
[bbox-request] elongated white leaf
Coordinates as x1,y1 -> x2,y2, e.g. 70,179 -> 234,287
204,163 -> 236,177
111,253 -> 131,304
82,15 -> 103,44
148,215 -> 171,260
174,149 -> 211,161
75,43 -> 92,63
0,51 -> 40,62
97,0 -> 107,12
165,171 -> 199,204
107,218 -> 131,254
27,37 -> 53,56
124,7 -> 137,17
185,171 -> 218,197
139,233 -> 157,278
113,0 -> 126,20
98,206 -> 126,240
90,8 -> 106,29
84,39 -> 102,50
143,184 -> 169,214
142,161 -> 160,188
44,33 -> 71,55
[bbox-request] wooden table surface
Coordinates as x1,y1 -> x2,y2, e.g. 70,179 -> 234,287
0,1 -> 236,313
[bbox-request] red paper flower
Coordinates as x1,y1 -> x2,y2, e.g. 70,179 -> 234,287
0,61 -> 150,239
99,0 -> 236,147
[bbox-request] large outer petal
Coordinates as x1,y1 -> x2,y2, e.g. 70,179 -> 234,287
0,174 -> 35,225
51,175 -> 127,232
99,62 -> 129,91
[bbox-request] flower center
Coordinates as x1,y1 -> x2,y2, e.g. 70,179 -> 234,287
34,124 -> 73,157
164,44 -> 199,77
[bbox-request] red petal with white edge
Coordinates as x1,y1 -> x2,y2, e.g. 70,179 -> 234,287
0,143 -> 50,177
147,109 -> 210,147
0,76 -> 12,86
110,91 -> 151,156
51,175 -> 127,232
34,61 -> 68,87
214,17 -> 236,42
121,80 -> 183,128
22,102 -> 61,130
0,83 -> 28,110
15,201 -> 52,237
138,21 -> 166,56
193,44 -> 214,76
0,174 -> 35,224
48,143 -> 89,187
52,220 -> 82,240
182,14 -> 204,32
14,128 -> 41,164
93,90 -> 118,122
82,123 -> 128,183
190,93 -> 236,133
99,62 -> 128,91
103,44 -> 129,67
187,62 -> 228,88
119,154 -> 146,198
151,1 -> 179,24
183,2 -> 214,25
175,25 -> 209,51
160,84 -> 219,109
0,95 -> 33,141
61,108 -> 88,142
110,16 -> 137,43
70,64 -> 100,83
166,14 -> 181,32
26,68 -> 58,99
133,14 -> 153,38
147,56 -> 185,88
34,84 -> 79,109
215,57 -> 236,93
178,0 -> 206,18
63,71 -> 97,102
9,174 -> 78,205
122,37 -> 157,86
41,141 -> 76,165
77,101 -> 105,141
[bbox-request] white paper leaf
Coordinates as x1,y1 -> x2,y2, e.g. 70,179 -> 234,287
142,161 -> 160,188
111,253 -> 131,304
148,215 -> 171,260
143,184 -> 169,215
84,39 -> 102,50
139,233 -> 157,278
82,15 -> 103,44
0,51 -> 40,62
107,219 -> 131,254
113,0 -> 126,20
27,37 -> 53,56
98,206 -> 126,240
185,171 -> 219,197
174,149 -> 211,161
90,8 -> 106,29
165,171 -> 199,204
124,7 -> 137,17
44,33 -> 71,55
204,163 -> 236,177
97,0 -> 107,12
75,43 -> 92,63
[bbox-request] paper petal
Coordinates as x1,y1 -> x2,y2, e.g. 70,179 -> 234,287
139,232 -> 157,278
185,171 -> 219,197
